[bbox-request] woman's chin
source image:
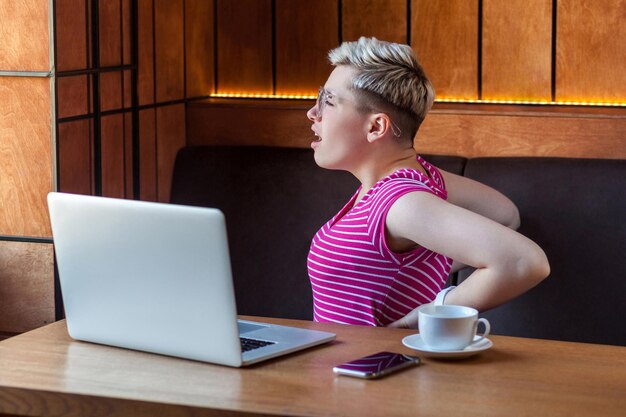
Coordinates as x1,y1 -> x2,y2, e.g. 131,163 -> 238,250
313,152 -> 341,170
312,149 -> 329,168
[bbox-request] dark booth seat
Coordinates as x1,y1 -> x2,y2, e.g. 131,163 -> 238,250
171,146 -> 626,346
461,157 -> 626,346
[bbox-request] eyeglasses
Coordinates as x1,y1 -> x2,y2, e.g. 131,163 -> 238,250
313,87 -> 332,117
313,87 -> 403,138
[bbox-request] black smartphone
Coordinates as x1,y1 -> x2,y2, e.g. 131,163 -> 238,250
332,351 -> 420,379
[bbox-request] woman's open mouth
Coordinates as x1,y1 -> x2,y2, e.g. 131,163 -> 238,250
311,128 -> 322,148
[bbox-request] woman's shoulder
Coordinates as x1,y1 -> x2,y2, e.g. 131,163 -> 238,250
416,155 -> 446,188
375,165 -> 447,200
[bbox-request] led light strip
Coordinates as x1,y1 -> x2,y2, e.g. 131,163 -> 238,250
436,98 -> 625,107
211,92 -> 317,100
209,93 -> 626,108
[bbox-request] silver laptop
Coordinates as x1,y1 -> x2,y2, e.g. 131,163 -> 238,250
48,192 -> 335,367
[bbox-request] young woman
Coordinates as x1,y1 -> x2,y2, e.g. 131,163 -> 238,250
306,37 -> 549,328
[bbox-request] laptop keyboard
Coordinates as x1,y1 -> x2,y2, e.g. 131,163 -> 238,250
240,337 -> 275,352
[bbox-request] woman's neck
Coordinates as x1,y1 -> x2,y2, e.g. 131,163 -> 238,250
351,147 -> 424,201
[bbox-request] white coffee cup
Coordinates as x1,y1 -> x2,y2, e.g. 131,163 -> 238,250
418,305 -> 490,351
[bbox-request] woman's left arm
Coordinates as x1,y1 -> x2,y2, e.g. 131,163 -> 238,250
386,191 -> 550,328
440,169 -> 520,230
440,169 -> 521,273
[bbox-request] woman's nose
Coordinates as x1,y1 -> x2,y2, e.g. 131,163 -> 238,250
307,105 -> 320,122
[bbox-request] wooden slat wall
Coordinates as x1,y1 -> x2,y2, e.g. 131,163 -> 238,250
156,104 -> 186,202
100,71 -> 122,111
122,0 -> 132,65
185,0 -> 215,97
275,0 -> 338,96
57,120 -> 93,195
124,112 -> 134,198
55,0 -> 129,200
411,0 -> 479,100
100,114 -> 126,199
99,0 -> 122,67
217,0 -> 272,94
137,0 -> 154,105
56,75 -> 89,119
54,0 -> 87,71
482,0 -> 552,101
150,0 -> 186,202
342,0 -> 407,43
54,0 -> 201,204
139,108 -> 157,201
207,0 -> 625,107
556,0 -> 626,102
133,0 -> 208,202
154,0 -> 184,102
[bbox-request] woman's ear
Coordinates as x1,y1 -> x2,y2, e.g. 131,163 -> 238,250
366,113 -> 393,143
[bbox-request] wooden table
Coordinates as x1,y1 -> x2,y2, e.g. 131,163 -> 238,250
1,317 -> 625,417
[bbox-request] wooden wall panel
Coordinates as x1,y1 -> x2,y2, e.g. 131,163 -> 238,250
155,0 -> 184,102
342,0 -> 407,43
0,241 -> 54,333
86,0 -> 93,68
57,76 -> 89,119
124,113 -> 133,198
98,0 -> 122,66
123,70 -> 132,108
137,0 -> 154,105
482,0 -> 552,101
0,77 -> 52,237
217,0 -> 272,94
411,0 -> 479,100
139,109 -> 157,201
0,0 -> 49,71
187,100 -> 319,149
101,114 -> 126,198
88,76 -> 94,113
156,104 -> 185,202
275,0 -> 338,96
99,71 -> 122,111
187,101 -> 626,159
556,0 -> 626,102
185,0 -> 214,98
55,0 -> 87,71
417,107 -> 626,159
58,120 -> 92,195
122,0 -> 132,65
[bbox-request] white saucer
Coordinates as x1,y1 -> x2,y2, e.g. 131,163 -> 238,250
402,334 -> 493,359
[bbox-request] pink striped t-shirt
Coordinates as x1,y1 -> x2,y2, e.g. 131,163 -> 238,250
307,155 -> 453,326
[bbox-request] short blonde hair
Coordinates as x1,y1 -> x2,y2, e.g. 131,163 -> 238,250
328,37 -> 435,141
